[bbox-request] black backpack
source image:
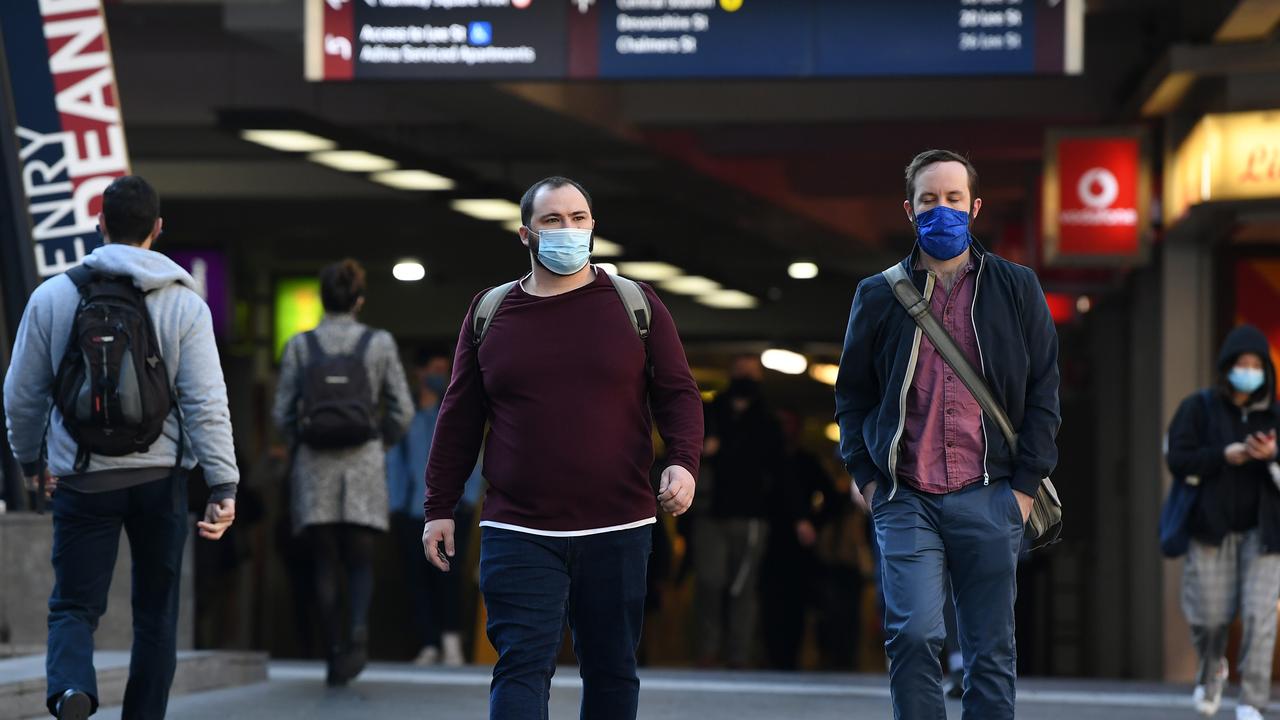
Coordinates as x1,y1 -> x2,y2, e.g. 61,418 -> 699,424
53,266 -> 174,473
297,329 -> 379,449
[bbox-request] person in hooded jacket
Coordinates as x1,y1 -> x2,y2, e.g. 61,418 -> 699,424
1169,324 -> 1280,720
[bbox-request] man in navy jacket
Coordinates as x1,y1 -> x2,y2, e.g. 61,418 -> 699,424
835,150 -> 1060,719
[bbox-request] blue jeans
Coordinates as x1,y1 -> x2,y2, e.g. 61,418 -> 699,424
46,474 -> 188,719
479,525 -> 651,720
872,479 -> 1023,720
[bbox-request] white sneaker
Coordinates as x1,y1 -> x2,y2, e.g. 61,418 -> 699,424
413,645 -> 440,666
1194,659 -> 1230,716
1237,705 -> 1264,720
442,632 -> 465,667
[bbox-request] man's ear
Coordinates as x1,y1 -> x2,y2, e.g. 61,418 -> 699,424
970,198 -> 982,222
97,212 -> 108,243
902,200 -> 914,225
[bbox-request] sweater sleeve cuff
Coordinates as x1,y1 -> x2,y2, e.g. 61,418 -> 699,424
207,483 -> 237,504
1011,468 -> 1043,497
424,508 -> 455,523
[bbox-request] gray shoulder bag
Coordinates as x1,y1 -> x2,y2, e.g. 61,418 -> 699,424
882,263 -> 1063,550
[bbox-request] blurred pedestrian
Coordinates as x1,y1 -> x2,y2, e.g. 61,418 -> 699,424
1168,324 -> 1280,720
759,408 -> 827,670
695,355 -> 787,668
4,176 -> 239,720
273,259 -> 414,687
835,150 -> 1060,719
422,176 -> 703,720
386,349 -> 482,666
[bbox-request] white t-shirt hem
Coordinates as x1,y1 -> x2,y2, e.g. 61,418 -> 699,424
478,517 -> 657,537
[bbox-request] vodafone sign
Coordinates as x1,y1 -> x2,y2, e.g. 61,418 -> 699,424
1042,130 -> 1150,267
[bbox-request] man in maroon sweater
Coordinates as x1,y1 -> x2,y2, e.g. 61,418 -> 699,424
422,176 -> 704,719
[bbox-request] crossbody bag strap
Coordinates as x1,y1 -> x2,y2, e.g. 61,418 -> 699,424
881,263 -> 1019,452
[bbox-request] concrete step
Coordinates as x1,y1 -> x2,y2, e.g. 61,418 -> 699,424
0,650 -> 268,720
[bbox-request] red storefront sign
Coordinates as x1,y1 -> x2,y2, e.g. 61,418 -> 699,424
1042,129 -> 1150,267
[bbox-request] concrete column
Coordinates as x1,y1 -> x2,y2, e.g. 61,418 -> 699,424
1157,229 -> 1218,681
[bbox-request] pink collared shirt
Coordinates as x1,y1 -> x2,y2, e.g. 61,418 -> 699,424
896,259 -> 987,494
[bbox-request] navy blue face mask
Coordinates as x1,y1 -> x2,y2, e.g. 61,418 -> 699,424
913,205 -> 973,261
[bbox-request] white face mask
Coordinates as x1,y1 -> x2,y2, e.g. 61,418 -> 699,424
1230,366 -> 1266,394
531,227 -> 592,275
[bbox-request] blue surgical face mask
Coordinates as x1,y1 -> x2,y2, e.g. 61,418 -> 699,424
424,373 -> 449,396
531,227 -> 592,276
913,205 -> 973,261
1229,366 -> 1266,394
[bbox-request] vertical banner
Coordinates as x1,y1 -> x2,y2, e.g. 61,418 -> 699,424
1041,127 -> 1150,267
0,0 -> 130,279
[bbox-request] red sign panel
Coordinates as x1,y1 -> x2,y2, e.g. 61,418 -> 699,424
1057,137 -> 1140,255
1042,130 -> 1149,267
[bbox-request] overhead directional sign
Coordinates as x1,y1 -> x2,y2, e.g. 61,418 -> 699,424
306,0 -> 1084,82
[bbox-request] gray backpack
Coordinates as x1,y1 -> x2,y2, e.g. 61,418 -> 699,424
472,272 -> 652,372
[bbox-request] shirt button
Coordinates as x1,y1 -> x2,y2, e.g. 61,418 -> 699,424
947,408 -> 956,415
946,442 -> 955,448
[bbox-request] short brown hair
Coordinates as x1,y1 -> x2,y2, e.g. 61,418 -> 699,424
904,150 -> 979,204
319,258 -> 366,313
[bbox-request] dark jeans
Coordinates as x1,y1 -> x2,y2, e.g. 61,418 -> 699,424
46,473 -> 188,719
479,525 -> 651,720
391,509 -> 471,648
306,523 -> 376,653
872,479 -> 1023,720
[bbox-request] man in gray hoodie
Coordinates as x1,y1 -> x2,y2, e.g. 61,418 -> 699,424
4,176 -> 238,720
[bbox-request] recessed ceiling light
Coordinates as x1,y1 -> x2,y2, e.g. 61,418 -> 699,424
451,199 -> 522,222
502,220 -> 524,233
617,262 -> 682,281
809,363 -> 839,386
241,129 -> 336,153
592,237 -> 624,257
788,261 -> 819,280
392,261 -> 425,282
825,422 -> 841,443
761,348 -> 808,375
695,289 -> 759,309
659,276 -> 721,295
371,169 -> 455,191
308,150 -> 397,173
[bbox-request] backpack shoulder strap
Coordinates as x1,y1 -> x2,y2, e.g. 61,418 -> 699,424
607,273 -> 651,342
473,281 -> 519,347
353,327 -> 376,358
303,330 -> 325,362
66,265 -> 94,292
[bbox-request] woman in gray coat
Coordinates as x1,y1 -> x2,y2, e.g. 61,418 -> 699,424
273,259 -> 413,686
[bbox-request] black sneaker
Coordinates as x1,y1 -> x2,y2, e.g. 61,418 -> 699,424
55,690 -> 92,720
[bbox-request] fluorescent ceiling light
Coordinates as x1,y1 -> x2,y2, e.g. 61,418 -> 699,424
761,348 -> 808,375
788,261 -> 819,280
695,289 -> 759,309
592,237 -> 624,257
659,276 -> 721,295
309,150 -> 397,173
392,261 -> 425,282
371,169 -> 455,191
241,129 -> 336,153
596,263 -> 618,276
451,199 -> 522,222
809,363 -> 839,386
502,220 -> 524,233
617,261 -> 682,281
825,422 -> 841,443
